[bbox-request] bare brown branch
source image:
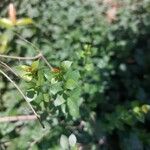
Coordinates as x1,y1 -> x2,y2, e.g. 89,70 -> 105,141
0,115 -> 37,122
0,53 -> 42,60
0,61 -> 18,76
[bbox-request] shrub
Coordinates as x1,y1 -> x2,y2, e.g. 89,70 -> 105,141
0,0 -> 150,149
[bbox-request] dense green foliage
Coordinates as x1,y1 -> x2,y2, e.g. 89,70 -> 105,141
0,0 -> 150,149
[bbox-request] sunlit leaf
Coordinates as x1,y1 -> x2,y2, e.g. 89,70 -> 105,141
54,94 -> 65,106
60,135 -> 69,150
61,61 -> 72,70
65,79 -> 77,90
19,65 -> 31,72
20,73 -> 33,81
15,65 -> 33,81
133,106 -> 140,114
0,18 -> 13,28
0,34 -> 8,54
16,18 -> 33,26
141,104 -> 150,114
50,82 -> 63,95
31,60 -> 39,72
69,134 -> 77,147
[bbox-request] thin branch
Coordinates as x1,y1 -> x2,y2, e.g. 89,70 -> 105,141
0,53 -> 42,60
0,69 -> 38,117
0,61 -> 18,77
40,54 -> 53,70
14,32 -> 53,70
0,69 -> 46,127
14,31 -> 39,52
0,115 -> 37,122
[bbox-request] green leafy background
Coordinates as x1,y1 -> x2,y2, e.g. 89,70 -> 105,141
0,0 -> 150,149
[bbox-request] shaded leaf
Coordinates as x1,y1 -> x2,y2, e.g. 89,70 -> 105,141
37,70 -> 45,86
26,88 -> 37,102
67,98 -> 80,119
64,70 -> 80,81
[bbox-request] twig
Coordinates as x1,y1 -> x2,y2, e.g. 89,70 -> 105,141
0,61 -> 18,77
0,69 -> 38,117
0,69 -> 44,128
0,115 -> 37,122
14,31 -> 39,52
0,53 -> 42,60
14,32 -> 53,70
40,54 -> 53,70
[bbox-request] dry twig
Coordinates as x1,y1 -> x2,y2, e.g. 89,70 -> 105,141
0,115 -> 37,122
0,53 -> 42,60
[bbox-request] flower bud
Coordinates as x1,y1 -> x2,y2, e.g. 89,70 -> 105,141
8,3 -> 16,24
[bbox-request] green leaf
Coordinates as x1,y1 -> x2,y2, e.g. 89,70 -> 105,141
21,73 -> 33,81
19,65 -> 30,70
69,134 -> 77,147
61,61 -> 72,70
50,82 -> 63,95
133,106 -> 140,115
43,93 -> 49,102
31,60 -> 39,72
60,135 -> 69,150
0,34 -> 8,54
68,88 -> 82,105
17,70 -> 33,81
61,104 -> 67,115
85,63 -> 94,71
44,70 -> 53,81
0,18 -> 13,28
65,79 -> 77,90
15,61 -> 39,82
64,70 -> 80,81
67,98 -> 80,119
15,65 -> 33,81
54,95 -> 65,106
141,104 -> 150,114
16,18 -> 33,26
64,70 -> 80,91
37,70 -> 45,86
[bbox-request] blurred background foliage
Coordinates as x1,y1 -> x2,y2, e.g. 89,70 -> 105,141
0,0 -> 150,149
